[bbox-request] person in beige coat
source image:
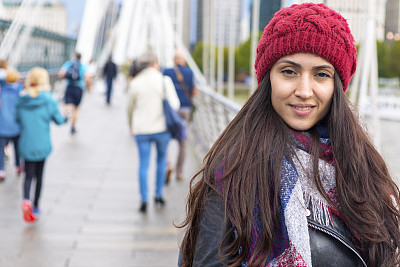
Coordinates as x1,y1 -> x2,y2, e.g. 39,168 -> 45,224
127,52 -> 180,213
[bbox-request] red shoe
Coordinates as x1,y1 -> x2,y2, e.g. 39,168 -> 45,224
21,200 -> 35,223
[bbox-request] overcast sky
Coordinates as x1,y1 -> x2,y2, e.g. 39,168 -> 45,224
59,0 -> 86,37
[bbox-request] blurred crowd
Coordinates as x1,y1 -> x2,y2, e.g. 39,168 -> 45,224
0,48 -> 197,221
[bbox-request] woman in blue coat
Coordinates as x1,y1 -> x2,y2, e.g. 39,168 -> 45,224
16,67 -> 67,223
0,69 -> 23,181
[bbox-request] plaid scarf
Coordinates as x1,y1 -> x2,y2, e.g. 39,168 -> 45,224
215,128 -> 338,266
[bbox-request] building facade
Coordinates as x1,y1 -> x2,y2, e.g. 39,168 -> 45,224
1,1 -> 67,35
166,0 -> 193,50
291,0 -> 386,42
258,0 -> 281,31
196,0 -> 243,46
385,0 -> 400,41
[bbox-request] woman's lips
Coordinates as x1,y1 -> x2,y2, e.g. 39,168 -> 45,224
290,104 -> 314,116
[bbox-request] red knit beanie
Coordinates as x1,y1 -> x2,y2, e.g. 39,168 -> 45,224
255,3 -> 357,91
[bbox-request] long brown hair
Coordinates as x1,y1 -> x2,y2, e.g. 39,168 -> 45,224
178,71 -> 400,266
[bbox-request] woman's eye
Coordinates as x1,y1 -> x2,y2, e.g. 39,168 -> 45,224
281,69 -> 296,75
315,72 -> 331,78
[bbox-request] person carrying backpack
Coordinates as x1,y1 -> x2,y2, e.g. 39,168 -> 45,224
58,52 -> 89,134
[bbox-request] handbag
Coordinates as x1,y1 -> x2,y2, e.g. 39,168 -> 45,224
162,81 -> 186,140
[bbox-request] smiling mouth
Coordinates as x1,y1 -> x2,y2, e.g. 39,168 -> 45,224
291,105 -> 314,110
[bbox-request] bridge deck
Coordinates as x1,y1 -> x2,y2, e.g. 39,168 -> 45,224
0,82 -> 199,267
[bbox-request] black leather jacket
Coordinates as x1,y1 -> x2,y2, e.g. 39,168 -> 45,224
187,192 -> 366,267
308,212 -> 366,266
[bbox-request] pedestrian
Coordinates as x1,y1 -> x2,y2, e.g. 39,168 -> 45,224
0,68 -> 24,181
86,58 -> 97,92
16,67 -> 67,223
127,52 -> 180,213
0,59 -> 10,161
58,52 -> 88,134
128,59 -> 144,80
103,56 -> 118,105
0,59 -> 7,85
163,49 -> 197,182
178,3 -> 400,267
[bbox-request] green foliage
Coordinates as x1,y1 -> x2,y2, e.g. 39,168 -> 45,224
235,36 -> 251,74
191,33 -> 262,79
191,41 -> 204,71
235,33 -> 262,75
389,41 -> 400,80
191,41 -> 239,78
377,40 -> 392,78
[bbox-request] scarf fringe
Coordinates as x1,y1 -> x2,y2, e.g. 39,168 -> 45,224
303,191 -> 332,227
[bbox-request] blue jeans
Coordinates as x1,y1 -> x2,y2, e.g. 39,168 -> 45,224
0,136 -> 21,172
135,131 -> 171,202
105,77 -> 113,104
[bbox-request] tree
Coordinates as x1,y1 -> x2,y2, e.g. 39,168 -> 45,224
191,41 -> 230,80
376,40 -> 391,78
191,41 -> 204,72
389,40 -> 400,80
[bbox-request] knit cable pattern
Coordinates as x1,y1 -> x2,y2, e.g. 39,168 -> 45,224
255,3 -> 357,91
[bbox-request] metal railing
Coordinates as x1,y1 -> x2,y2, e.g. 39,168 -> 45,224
0,19 -> 76,72
189,81 -> 242,159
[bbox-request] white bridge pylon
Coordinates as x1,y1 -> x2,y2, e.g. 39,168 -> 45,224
349,0 -> 381,150
77,0 -> 177,67
76,0 -> 111,64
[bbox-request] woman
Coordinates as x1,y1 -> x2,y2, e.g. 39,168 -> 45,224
0,68 -> 24,181
179,3 -> 400,267
127,52 -> 180,213
16,67 -> 67,222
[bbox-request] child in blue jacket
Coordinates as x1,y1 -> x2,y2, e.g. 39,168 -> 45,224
0,69 -> 24,181
16,67 -> 67,223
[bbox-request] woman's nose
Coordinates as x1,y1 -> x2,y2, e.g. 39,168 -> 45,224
294,75 -> 313,99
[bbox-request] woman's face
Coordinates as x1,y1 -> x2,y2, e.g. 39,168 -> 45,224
270,53 -> 335,131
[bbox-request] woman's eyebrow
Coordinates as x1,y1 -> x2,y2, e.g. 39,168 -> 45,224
312,64 -> 334,70
276,59 -> 300,67
276,60 -> 334,70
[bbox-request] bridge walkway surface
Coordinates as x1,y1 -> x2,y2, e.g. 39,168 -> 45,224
0,82 -> 200,267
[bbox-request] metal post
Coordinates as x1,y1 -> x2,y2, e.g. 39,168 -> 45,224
250,0 -> 260,93
209,0 -> 216,89
0,0 -> 33,61
8,0 -> 43,68
217,1 -> 225,95
227,0 -> 237,100
126,0 -> 144,60
368,0 -> 381,150
0,0 -> 5,18
202,0 -> 210,84
353,0 -> 380,150
111,0 -> 134,65
349,43 -> 363,104
158,0 -> 176,67
370,32 -> 381,150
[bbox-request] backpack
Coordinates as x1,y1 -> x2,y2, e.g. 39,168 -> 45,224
65,61 -> 81,81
